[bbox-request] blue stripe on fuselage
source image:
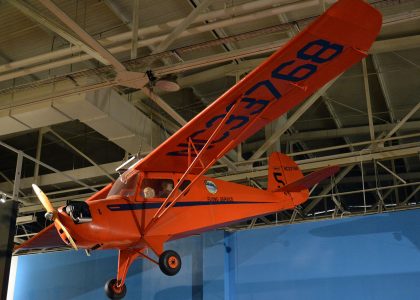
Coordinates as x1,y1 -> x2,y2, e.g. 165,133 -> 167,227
106,201 -> 275,211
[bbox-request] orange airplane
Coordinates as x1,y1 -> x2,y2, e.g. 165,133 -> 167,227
15,0 -> 381,298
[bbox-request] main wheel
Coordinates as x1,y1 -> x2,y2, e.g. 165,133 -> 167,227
104,279 -> 127,299
159,250 -> 182,276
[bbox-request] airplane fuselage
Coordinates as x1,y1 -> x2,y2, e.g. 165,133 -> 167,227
58,173 -> 299,252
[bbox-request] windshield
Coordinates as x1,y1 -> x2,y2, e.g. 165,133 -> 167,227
108,171 -> 138,198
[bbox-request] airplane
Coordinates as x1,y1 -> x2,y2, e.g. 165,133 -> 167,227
14,0 -> 382,299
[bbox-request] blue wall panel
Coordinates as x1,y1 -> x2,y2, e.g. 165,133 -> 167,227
13,209 -> 420,300
229,210 -> 420,300
202,230 -> 225,300
14,236 -> 203,300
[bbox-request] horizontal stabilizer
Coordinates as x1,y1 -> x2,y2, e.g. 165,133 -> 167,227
14,223 -> 66,253
275,166 -> 339,193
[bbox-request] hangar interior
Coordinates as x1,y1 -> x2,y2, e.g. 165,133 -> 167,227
0,0 -> 419,297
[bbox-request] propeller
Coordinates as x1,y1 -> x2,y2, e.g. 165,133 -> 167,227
32,184 -> 78,251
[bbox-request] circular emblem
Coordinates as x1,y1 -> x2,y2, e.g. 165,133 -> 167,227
205,180 -> 218,194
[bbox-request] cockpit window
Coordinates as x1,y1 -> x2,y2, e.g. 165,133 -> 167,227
108,172 -> 138,198
141,179 -> 174,199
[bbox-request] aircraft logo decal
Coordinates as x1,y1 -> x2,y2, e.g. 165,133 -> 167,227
205,180 -> 218,194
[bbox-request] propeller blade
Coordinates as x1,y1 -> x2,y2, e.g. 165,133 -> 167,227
32,184 -> 54,213
55,218 -> 78,251
32,183 -> 78,251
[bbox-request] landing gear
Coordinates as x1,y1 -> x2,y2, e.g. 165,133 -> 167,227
104,279 -> 127,299
105,249 -> 139,299
159,250 -> 181,276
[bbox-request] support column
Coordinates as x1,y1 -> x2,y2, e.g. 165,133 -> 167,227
0,151 -> 22,300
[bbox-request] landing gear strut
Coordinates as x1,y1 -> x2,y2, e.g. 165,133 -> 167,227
159,250 -> 182,276
105,249 -> 139,299
104,249 -> 181,299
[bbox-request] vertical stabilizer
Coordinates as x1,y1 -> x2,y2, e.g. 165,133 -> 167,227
267,152 -> 303,192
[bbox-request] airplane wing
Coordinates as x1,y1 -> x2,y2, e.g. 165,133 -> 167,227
133,0 -> 381,174
275,166 -> 340,193
14,224 -> 66,253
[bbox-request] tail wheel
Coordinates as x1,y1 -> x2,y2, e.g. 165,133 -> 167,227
104,279 -> 127,299
159,250 -> 182,276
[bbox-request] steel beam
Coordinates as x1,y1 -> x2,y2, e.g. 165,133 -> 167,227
303,99 -> 420,214
153,0 -> 213,53
387,102 -> 420,138
130,0 -> 140,60
33,128 -> 45,185
362,59 -> 375,142
0,140 -> 98,192
216,144 -> 420,182
13,152 -> 23,201
46,127 -> 114,181
38,0 -> 126,72
401,186 -> 420,205
9,0 -> 108,65
274,120 -> 420,142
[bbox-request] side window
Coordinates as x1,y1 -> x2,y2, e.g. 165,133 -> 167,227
141,179 -> 174,199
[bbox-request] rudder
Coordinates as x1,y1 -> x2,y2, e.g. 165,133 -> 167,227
267,152 -> 303,193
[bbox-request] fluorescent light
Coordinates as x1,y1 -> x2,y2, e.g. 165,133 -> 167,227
0,193 -> 7,203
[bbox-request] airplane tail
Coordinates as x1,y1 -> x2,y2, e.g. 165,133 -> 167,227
267,152 -> 339,206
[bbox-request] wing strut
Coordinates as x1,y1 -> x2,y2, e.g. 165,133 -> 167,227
144,98 -> 242,233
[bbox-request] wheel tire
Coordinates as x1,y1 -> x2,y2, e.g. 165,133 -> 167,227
159,250 -> 182,276
104,279 -> 127,299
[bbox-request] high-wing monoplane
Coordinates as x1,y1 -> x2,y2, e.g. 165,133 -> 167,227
15,0 -> 382,298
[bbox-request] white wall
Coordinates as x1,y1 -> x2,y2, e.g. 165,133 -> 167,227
7,256 -> 18,300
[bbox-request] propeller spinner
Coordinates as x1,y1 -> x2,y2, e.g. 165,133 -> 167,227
32,184 -> 78,250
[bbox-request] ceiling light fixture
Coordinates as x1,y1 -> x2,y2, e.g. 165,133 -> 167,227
0,193 -> 7,204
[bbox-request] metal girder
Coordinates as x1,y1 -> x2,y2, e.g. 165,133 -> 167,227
362,59 -> 375,142
0,172 -> 25,198
153,0 -> 213,53
376,161 -> 406,184
401,186 -> 420,205
303,165 -> 362,215
302,99 -> 420,214
300,143 -> 419,170
141,86 -> 187,126
323,95 -> 354,151
300,142 -> 419,211
0,160 -> 118,193
387,102 -> 420,138
216,143 -> 420,182
372,55 -> 396,122
154,33 -> 420,76
38,0 -> 126,72
1,32 -> 419,92
46,127 -> 114,181
33,128 -> 46,185
308,182 -> 419,200
1,5 -> 419,84
9,0 -> 108,65
177,59 -> 265,88
340,172 -> 420,184
274,120 -> 420,142
13,152 -> 23,202
131,0 -> 140,60
372,55 -> 411,173
0,140 -> 99,193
